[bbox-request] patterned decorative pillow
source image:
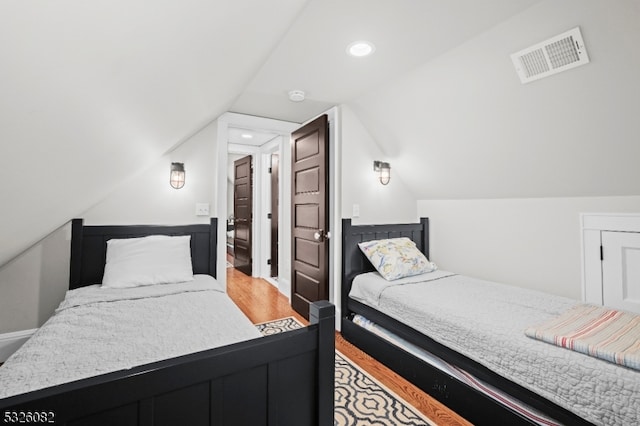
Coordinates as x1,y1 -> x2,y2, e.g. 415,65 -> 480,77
358,237 -> 436,281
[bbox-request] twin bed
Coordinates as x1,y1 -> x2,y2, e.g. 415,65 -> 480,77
3,216 -> 638,425
341,218 -> 639,426
0,218 -> 334,426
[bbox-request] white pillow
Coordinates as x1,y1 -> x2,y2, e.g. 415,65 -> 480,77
358,237 -> 436,281
102,235 -> 194,288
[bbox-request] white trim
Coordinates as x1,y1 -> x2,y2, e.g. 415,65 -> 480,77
0,328 -> 36,362
580,213 -> 640,306
581,213 -> 640,232
326,107 -> 342,330
258,138 -> 281,281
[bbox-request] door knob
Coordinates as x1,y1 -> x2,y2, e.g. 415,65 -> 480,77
313,230 -> 331,242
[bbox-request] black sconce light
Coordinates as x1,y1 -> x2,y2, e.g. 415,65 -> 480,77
170,162 -> 185,189
373,161 -> 391,185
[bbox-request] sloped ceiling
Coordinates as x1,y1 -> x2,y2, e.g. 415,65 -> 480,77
349,0 -> 640,200
0,0 -> 307,266
0,0 -> 543,266
232,0 -> 543,122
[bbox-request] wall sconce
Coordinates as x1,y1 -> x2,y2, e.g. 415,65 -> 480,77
373,161 -> 391,185
170,162 -> 185,189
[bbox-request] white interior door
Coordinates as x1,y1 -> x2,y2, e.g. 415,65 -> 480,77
602,231 -> 640,313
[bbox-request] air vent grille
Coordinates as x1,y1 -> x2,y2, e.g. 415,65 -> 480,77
511,27 -> 589,84
520,49 -> 549,77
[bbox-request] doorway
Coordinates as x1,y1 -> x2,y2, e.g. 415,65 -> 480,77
216,111 -> 339,325
225,119 -> 295,289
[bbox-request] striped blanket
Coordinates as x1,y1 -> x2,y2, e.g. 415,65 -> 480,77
525,304 -> 640,371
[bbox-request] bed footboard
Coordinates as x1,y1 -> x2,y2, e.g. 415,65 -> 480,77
0,302 -> 335,426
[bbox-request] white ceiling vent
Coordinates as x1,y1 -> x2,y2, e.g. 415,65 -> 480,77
511,27 -> 589,84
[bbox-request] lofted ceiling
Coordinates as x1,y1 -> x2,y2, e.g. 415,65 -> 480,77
232,0 -> 543,122
0,0 -> 543,266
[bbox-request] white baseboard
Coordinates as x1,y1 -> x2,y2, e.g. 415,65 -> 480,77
278,277 -> 291,300
0,328 -> 37,362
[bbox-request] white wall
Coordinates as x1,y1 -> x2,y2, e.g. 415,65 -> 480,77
82,122 -> 218,226
419,197 -> 640,300
0,120 -> 219,334
350,0 -> 640,201
340,105 -> 417,225
347,0 -> 640,299
0,224 -> 71,334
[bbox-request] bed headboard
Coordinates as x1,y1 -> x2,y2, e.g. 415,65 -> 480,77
69,218 -> 218,289
341,218 -> 429,317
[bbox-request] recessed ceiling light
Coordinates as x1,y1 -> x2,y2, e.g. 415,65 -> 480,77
241,133 -> 253,139
347,41 -> 375,57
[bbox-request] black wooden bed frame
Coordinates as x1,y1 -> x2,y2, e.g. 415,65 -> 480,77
1,218 -> 335,426
341,218 -> 592,426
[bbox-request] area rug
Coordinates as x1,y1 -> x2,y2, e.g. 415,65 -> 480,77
256,317 -> 436,426
255,317 -> 304,335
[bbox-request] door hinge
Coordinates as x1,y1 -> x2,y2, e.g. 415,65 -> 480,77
267,259 -> 271,265
267,213 -> 272,219
268,167 -> 272,173
600,245 -> 604,261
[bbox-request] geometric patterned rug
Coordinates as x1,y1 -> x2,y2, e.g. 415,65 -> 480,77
255,317 -> 436,426
254,316 -> 304,335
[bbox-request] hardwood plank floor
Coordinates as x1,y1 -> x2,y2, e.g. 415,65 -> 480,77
226,267 -> 472,426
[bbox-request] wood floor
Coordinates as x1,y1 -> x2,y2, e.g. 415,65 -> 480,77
226,267 -> 472,426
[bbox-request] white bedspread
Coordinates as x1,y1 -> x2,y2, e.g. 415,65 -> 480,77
0,275 -> 261,399
350,271 -> 640,426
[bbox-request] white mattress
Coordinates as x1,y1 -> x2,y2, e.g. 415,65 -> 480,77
350,271 -> 640,426
0,275 -> 261,398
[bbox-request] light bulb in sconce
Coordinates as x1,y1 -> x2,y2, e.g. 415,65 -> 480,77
373,161 -> 391,185
170,162 -> 185,189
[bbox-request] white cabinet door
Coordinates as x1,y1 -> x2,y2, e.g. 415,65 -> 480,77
602,231 -> 640,313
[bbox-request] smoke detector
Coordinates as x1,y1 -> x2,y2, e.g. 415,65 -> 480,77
288,90 -> 306,102
511,27 -> 590,84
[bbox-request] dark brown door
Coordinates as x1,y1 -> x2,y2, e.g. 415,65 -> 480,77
234,155 -> 252,276
270,153 -> 279,278
291,115 -> 329,319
